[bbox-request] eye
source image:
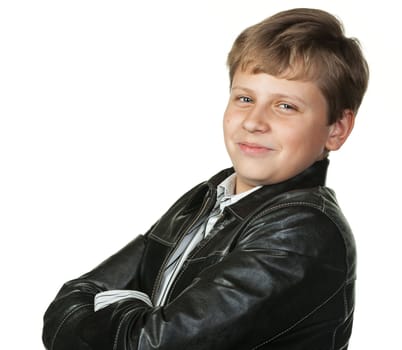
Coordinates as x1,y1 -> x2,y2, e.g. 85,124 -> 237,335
278,103 -> 295,110
239,96 -> 253,103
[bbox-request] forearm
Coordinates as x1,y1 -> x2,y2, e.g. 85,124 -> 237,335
43,234 -> 147,350
42,282 -> 98,350
44,210 -> 349,350
80,250 -> 345,350
78,209 -> 348,350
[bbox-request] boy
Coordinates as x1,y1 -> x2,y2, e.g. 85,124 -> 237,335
43,8 -> 369,350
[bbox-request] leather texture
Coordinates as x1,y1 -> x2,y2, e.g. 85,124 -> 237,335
42,159 -> 356,349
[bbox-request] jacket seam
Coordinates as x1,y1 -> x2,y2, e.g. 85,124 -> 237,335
342,282 -> 348,317
113,307 -> 139,350
164,239 -> 208,303
186,250 -> 227,262
331,283 -> 351,350
253,201 -> 324,221
148,233 -> 176,247
248,199 -> 353,276
150,196 -> 213,303
241,201 -> 325,247
251,282 -> 345,349
165,219 -> 243,303
50,303 -> 93,350
165,232 -> 216,303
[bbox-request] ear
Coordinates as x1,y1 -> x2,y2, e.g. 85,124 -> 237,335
325,109 -> 355,151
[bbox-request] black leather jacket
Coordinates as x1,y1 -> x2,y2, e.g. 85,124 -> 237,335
43,159 -> 356,350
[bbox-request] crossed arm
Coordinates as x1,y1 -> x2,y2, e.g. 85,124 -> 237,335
42,208 -> 346,350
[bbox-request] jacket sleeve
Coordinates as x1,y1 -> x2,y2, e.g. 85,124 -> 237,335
77,206 -> 351,350
42,234 -> 147,350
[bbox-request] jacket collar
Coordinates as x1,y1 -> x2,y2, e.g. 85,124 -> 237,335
208,158 -> 329,220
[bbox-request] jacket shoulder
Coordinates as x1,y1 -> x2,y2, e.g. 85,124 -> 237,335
253,186 -> 350,234
240,186 -> 356,279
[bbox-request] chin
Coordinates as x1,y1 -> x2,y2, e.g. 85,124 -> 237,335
238,172 -> 273,187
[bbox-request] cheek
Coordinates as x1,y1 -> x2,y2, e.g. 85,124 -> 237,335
278,124 -> 318,150
223,111 -> 236,132
290,125 -> 329,153
223,106 -> 243,126
223,113 -> 239,150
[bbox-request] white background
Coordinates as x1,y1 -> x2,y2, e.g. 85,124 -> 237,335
1,0 -> 400,348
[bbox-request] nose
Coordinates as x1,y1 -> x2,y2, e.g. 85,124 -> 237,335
242,106 -> 270,133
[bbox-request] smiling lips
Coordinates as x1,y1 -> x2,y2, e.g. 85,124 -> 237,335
238,142 -> 274,155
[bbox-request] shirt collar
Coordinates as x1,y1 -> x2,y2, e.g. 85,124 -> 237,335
216,173 -> 261,210
185,158 -> 329,218
224,158 -> 329,220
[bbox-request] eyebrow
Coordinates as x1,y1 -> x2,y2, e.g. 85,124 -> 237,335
231,86 -> 255,94
231,86 -> 308,106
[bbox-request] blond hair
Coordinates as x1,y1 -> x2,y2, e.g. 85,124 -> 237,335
227,8 -> 369,124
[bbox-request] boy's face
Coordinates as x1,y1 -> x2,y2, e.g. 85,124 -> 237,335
223,71 -> 334,194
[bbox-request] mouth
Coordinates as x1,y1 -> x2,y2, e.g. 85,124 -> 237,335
238,142 -> 274,155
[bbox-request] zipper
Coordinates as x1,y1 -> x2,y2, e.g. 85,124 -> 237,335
151,190 -> 216,305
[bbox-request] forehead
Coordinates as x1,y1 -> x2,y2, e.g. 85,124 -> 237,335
232,70 -> 323,100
